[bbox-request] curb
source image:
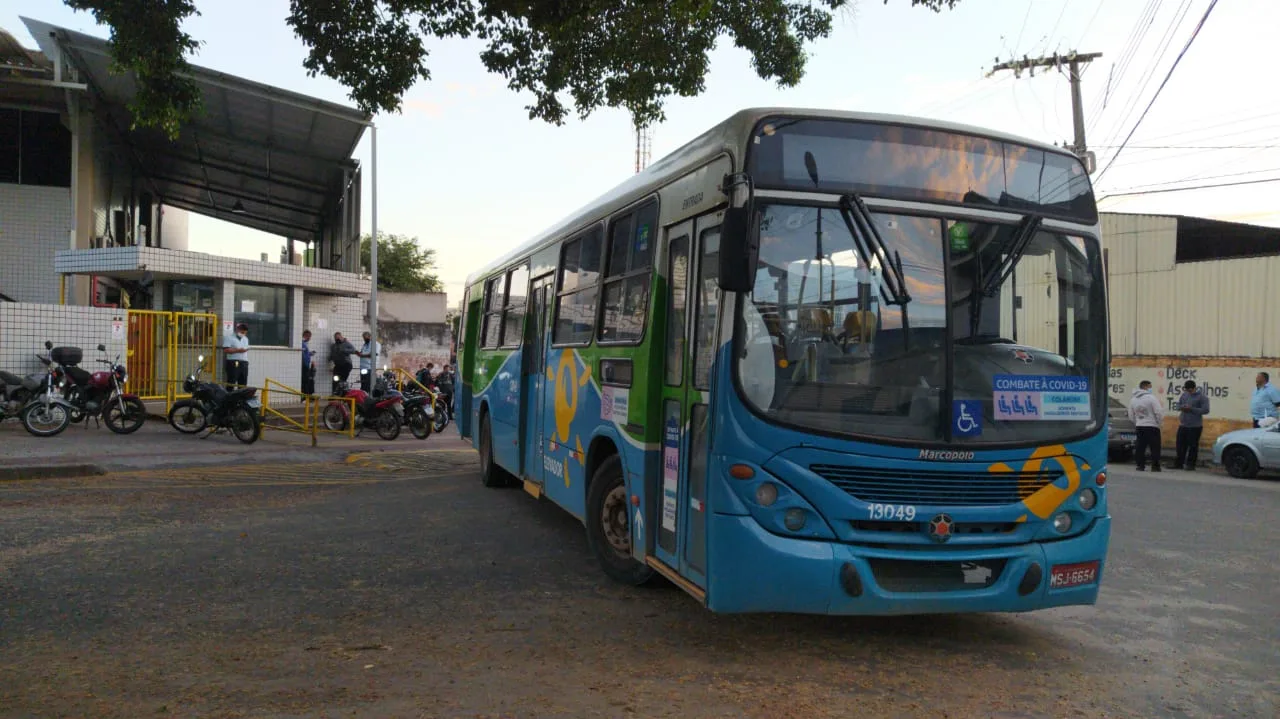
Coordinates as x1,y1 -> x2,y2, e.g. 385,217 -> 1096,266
0,463 -> 106,481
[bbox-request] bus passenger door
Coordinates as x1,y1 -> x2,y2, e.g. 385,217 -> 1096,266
521,274 -> 555,486
655,218 -> 719,590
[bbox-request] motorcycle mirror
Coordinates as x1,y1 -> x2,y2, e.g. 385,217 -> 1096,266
97,344 -> 106,352
44,341 -> 52,350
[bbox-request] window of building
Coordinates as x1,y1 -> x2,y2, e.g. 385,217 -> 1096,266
501,263 -> 529,348
553,226 -> 603,345
599,200 -> 657,344
0,108 -> 72,187
482,275 -> 505,348
233,284 -> 290,347
168,281 -> 216,313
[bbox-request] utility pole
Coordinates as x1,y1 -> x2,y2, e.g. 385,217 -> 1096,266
986,51 -> 1102,170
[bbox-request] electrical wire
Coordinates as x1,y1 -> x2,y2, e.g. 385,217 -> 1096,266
1096,0 -> 1194,153
1085,0 -> 1161,135
1098,175 -> 1280,200
1093,0 -> 1222,184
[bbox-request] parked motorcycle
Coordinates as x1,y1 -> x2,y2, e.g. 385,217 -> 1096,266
18,341 -> 76,437
60,344 -> 147,434
0,353 -> 53,425
408,373 -> 452,433
322,368 -> 404,440
167,355 -> 262,444
376,368 -> 433,440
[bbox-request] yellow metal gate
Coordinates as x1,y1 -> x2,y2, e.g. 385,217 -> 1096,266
126,310 -> 218,408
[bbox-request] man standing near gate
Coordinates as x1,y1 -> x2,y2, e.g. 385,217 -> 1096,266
358,331 -> 379,394
223,323 -> 250,388
301,329 -> 316,396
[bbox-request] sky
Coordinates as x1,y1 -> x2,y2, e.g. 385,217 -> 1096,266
6,0 -> 1278,309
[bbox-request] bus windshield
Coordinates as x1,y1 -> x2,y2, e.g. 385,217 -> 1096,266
736,203 -> 1106,446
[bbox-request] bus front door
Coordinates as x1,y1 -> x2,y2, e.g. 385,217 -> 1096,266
521,274 -> 555,488
655,218 -> 720,590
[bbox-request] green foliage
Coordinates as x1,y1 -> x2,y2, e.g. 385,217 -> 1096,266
359,232 -> 444,293
65,0 -> 960,136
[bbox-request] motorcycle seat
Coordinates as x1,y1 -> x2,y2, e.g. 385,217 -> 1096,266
227,387 -> 257,400
0,370 -> 22,386
65,366 -> 92,386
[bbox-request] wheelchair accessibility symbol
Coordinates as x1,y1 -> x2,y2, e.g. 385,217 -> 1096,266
952,400 -> 982,437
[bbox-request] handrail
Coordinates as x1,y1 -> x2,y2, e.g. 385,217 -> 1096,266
261,377 -> 357,444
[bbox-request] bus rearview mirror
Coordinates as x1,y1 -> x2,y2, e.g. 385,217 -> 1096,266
718,172 -> 757,293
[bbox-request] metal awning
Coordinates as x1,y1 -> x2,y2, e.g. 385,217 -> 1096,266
21,16 -> 370,242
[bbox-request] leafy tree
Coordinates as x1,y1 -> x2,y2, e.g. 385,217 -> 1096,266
64,0 -> 959,137
359,232 -> 443,293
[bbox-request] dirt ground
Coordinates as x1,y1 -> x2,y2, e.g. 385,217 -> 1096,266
0,456 -> 1275,718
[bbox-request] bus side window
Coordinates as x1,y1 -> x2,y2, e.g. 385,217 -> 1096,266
482,275 -> 505,348
600,200 -> 657,344
553,228 -> 602,345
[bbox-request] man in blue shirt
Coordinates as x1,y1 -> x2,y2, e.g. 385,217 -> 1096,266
1250,372 -> 1280,427
301,330 -> 315,396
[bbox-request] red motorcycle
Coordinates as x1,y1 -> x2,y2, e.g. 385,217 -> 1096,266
62,343 -> 147,434
321,368 -> 403,440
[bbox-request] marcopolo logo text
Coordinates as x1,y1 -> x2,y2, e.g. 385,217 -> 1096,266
919,449 -> 976,461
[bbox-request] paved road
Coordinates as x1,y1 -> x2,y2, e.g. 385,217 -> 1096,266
0,456 -> 1275,718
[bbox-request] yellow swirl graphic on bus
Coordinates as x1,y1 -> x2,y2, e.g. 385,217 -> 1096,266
988,444 -> 1082,519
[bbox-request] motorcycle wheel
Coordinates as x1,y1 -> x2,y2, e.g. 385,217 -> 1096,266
228,406 -> 261,444
65,388 -> 85,424
321,403 -> 349,431
20,402 -> 71,437
408,406 -> 432,440
104,397 -> 148,434
374,410 -> 401,440
168,400 -> 208,434
433,398 -> 450,432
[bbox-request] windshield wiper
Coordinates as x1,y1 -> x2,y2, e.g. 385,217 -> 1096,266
838,193 -> 911,307
980,213 -> 1044,298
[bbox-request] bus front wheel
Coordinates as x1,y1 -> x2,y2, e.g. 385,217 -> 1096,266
587,455 -> 655,586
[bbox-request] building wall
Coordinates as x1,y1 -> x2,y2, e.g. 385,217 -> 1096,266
0,302 -> 126,376
379,291 -> 447,324
0,183 -> 71,304
303,293 -> 367,379
381,321 -> 452,374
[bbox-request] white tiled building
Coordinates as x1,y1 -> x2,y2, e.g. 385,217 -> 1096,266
0,19 -> 378,393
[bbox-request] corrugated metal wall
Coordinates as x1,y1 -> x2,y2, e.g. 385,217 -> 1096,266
1102,213 -> 1278,358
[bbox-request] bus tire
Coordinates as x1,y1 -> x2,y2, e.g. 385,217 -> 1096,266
478,411 -> 515,488
586,455 -> 655,586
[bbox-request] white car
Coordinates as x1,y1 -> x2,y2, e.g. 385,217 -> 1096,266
1212,418 -> 1280,478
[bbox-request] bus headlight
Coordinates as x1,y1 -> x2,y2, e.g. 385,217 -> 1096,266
783,508 -> 807,531
1053,512 -> 1073,533
755,483 -> 778,507
1078,488 -> 1098,510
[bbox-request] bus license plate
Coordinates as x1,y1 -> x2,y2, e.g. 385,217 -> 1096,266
1049,561 -> 1099,589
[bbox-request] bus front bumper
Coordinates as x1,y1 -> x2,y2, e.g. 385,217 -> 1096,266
705,513 -> 1111,615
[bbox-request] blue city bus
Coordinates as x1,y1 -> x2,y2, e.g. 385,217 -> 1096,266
455,108 -> 1110,614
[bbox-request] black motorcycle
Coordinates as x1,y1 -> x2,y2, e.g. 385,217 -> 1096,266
377,368 -> 432,440
167,354 -> 261,444
16,341 -> 77,437
0,351 -> 53,425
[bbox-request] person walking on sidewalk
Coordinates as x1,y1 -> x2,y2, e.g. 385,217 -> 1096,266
1173,380 -> 1210,470
1128,380 -> 1165,472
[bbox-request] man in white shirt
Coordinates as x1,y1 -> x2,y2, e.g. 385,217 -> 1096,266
224,323 -> 250,388
358,331 -> 380,394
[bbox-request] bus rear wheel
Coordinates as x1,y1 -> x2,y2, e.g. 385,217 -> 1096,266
586,455 -> 655,586
478,412 -> 515,488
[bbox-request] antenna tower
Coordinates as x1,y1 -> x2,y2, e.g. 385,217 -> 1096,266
635,123 -> 653,173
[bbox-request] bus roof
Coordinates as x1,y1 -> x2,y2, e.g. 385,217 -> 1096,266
462,107 -> 1077,289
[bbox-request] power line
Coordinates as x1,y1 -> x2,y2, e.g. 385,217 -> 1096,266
1098,175 -> 1280,200
1104,167 -> 1280,191
1094,144 -> 1280,150
1097,0 -> 1194,153
1093,0 -> 1222,183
